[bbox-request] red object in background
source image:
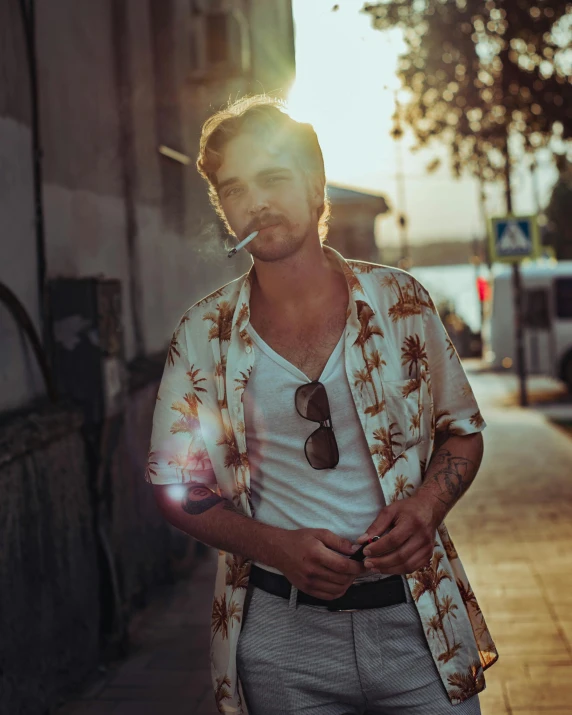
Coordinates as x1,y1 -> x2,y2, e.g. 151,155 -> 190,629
476,276 -> 491,302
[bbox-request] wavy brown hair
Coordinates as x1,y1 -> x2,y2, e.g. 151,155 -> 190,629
197,94 -> 331,244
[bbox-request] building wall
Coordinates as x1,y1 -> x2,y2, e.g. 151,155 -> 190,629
0,0 -> 295,414
0,1 -> 295,712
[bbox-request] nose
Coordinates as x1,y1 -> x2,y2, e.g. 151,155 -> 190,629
247,186 -> 270,215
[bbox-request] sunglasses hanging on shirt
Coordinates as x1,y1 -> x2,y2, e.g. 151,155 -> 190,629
295,380 -> 339,470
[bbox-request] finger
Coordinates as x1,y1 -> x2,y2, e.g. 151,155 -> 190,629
365,538 -> 427,571
362,523 -> 410,559
364,535 -> 418,569
310,566 -> 350,586
320,548 -> 367,576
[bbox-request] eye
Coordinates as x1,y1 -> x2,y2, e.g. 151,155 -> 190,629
225,186 -> 243,198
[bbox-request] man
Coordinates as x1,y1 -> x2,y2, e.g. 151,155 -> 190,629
146,95 -> 498,715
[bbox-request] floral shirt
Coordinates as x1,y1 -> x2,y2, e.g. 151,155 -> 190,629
146,246 -> 499,713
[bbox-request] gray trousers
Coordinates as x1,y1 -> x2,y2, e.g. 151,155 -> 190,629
236,577 -> 482,715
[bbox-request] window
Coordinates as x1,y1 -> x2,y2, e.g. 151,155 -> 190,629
555,278 -> 572,319
189,0 -> 251,80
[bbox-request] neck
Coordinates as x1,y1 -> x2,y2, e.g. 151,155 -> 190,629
250,243 -> 342,318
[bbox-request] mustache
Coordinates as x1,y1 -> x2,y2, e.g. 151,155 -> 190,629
241,215 -> 286,240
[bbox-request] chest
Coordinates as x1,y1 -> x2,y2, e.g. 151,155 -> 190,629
249,302 -> 347,382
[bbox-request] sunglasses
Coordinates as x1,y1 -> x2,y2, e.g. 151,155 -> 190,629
295,380 -> 339,470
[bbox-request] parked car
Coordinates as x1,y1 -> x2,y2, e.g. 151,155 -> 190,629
482,260 -> 572,392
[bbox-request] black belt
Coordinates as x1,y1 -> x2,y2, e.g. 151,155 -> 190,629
248,564 -> 406,612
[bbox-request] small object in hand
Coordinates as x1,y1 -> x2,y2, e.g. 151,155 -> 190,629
349,535 -> 380,562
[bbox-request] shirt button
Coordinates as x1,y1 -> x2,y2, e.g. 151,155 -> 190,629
245,346 -> 252,354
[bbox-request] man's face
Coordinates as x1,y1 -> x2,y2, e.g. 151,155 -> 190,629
215,130 -> 323,262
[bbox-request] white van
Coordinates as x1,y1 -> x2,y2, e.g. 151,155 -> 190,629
482,260 -> 572,392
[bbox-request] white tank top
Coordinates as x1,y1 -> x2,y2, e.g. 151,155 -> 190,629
244,323 -> 395,583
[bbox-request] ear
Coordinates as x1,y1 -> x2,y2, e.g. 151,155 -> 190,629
307,172 -> 325,212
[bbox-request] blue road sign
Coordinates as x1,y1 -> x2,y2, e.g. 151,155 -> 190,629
488,215 -> 539,263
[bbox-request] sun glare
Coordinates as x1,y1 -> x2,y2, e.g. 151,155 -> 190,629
286,0 -> 406,188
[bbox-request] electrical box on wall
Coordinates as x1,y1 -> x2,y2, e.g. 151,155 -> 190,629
49,278 -> 126,425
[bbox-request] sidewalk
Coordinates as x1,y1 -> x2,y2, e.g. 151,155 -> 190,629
58,366 -> 572,715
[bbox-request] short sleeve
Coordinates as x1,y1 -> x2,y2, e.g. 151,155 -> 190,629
422,297 -> 487,439
145,317 -> 216,487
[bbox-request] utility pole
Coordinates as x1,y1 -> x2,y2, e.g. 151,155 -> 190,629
503,133 -> 528,408
393,91 -> 410,269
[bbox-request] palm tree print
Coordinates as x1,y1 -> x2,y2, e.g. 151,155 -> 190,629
145,451 -> 158,481
401,334 -> 429,378
170,393 -> 200,436
439,593 -> 460,647
166,316 -> 189,366
355,301 -> 384,413
370,423 -> 408,477
167,452 -> 188,479
341,262 -> 364,294
167,332 -> 181,367
211,592 -> 241,644
214,673 -> 232,713
438,523 -> 459,561
447,661 -> 484,702
196,287 -> 225,308
186,364 -> 207,404
216,424 -> 241,469
392,474 -> 416,501
426,614 -> 447,650
235,302 -> 249,327
365,349 -> 387,379
470,411 -> 485,429
384,274 -> 432,322
234,366 -> 253,397
353,262 -> 378,274
410,551 -> 462,663
353,368 -> 385,416
186,446 -> 210,471
445,334 -> 456,359
225,553 -> 250,592
203,300 -> 234,342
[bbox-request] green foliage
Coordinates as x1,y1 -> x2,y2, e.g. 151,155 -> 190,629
363,0 -> 572,182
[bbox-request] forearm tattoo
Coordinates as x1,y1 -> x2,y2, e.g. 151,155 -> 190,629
426,448 -> 475,506
181,484 -> 242,516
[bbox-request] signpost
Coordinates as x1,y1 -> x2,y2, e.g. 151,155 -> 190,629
487,215 -> 541,407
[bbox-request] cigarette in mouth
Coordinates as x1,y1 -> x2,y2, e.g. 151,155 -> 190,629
227,230 -> 259,258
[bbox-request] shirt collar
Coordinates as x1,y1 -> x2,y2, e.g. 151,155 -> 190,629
231,245 -> 370,347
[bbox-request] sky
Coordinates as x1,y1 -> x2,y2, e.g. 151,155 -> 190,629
286,0 -> 561,248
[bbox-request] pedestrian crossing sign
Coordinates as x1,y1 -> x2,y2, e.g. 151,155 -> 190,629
488,215 -> 540,263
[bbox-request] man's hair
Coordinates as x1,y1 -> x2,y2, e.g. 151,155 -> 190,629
197,94 -> 331,244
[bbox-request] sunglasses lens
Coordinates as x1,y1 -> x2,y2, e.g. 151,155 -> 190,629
305,427 -> 339,470
295,382 -> 330,422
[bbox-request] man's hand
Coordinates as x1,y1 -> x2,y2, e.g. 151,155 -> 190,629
354,497 -> 439,575
273,528 -> 369,600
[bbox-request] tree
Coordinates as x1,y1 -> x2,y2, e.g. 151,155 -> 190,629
362,0 -> 572,196
543,154 -> 572,259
